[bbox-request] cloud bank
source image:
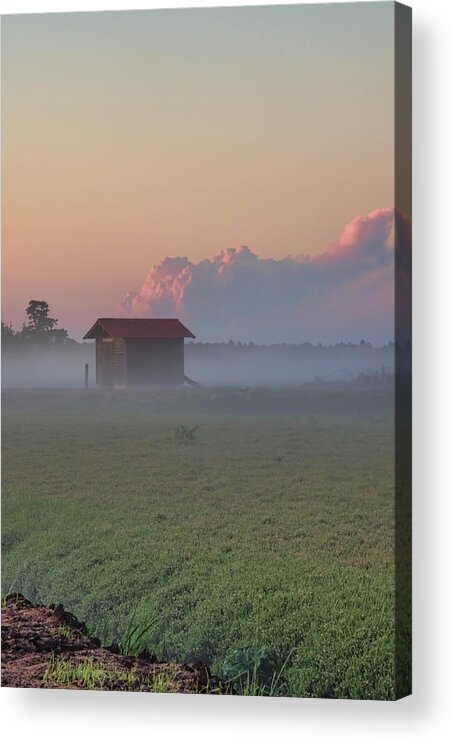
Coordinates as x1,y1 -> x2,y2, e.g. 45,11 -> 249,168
121,208 -> 410,344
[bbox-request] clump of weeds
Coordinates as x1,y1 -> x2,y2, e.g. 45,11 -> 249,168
174,424 -> 199,444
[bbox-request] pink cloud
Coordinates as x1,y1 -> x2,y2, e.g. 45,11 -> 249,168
120,208 -> 410,344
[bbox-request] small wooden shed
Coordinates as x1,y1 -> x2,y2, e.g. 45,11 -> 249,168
83,318 -> 195,387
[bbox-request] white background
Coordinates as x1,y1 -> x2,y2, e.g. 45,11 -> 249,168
1,0 -> 452,739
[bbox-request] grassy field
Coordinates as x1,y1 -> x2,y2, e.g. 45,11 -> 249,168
2,387 -> 397,698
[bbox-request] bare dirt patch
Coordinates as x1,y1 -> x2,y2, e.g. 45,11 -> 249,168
1,594 -> 221,693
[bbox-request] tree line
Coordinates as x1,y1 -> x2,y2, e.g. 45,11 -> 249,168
2,300 -> 74,348
2,298 -> 410,355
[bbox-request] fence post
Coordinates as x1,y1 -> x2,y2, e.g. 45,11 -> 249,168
84,363 -> 89,389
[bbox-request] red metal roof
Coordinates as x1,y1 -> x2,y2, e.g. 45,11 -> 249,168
83,318 -> 195,340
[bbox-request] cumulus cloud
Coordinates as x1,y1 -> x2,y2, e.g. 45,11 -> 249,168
120,208 -> 411,344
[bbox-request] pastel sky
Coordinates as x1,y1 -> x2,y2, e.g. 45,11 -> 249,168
2,3 -> 396,342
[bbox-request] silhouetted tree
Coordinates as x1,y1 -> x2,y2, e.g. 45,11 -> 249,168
25,300 -> 58,333
1,321 -> 16,346
21,300 -> 70,345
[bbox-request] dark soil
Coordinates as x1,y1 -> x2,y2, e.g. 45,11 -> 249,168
1,594 -> 223,693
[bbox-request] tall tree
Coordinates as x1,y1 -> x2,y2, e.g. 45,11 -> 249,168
21,300 -> 69,344
25,300 -> 58,334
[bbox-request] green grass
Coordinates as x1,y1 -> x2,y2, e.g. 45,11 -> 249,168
2,388 -> 398,698
119,610 -> 160,656
51,624 -> 73,640
43,655 -> 179,692
221,645 -> 296,696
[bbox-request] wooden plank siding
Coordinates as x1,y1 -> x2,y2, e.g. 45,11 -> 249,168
95,338 -> 126,386
95,339 -> 101,385
112,338 -> 126,386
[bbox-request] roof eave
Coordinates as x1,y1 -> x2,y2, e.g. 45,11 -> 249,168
83,320 -> 112,340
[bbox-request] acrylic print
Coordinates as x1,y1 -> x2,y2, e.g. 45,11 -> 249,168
1,2 -> 412,699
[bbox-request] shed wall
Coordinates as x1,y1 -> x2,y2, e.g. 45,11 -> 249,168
125,338 -> 184,385
96,338 -> 126,386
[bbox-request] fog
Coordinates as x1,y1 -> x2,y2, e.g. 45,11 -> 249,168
185,342 -> 396,386
1,341 -> 399,389
2,345 -> 94,389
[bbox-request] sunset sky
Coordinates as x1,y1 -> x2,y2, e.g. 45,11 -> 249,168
2,3 -> 396,342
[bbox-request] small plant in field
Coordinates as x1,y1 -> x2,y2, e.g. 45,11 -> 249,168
1,592 -> 19,609
221,646 -> 294,697
50,624 -> 73,640
149,668 -> 179,693
174,424 -> 199,444
119,610 -> 158,656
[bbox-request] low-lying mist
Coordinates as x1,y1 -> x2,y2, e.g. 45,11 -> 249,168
1,342 -> 402,389
184,342 -> 396,386
2,345 -> 94,389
